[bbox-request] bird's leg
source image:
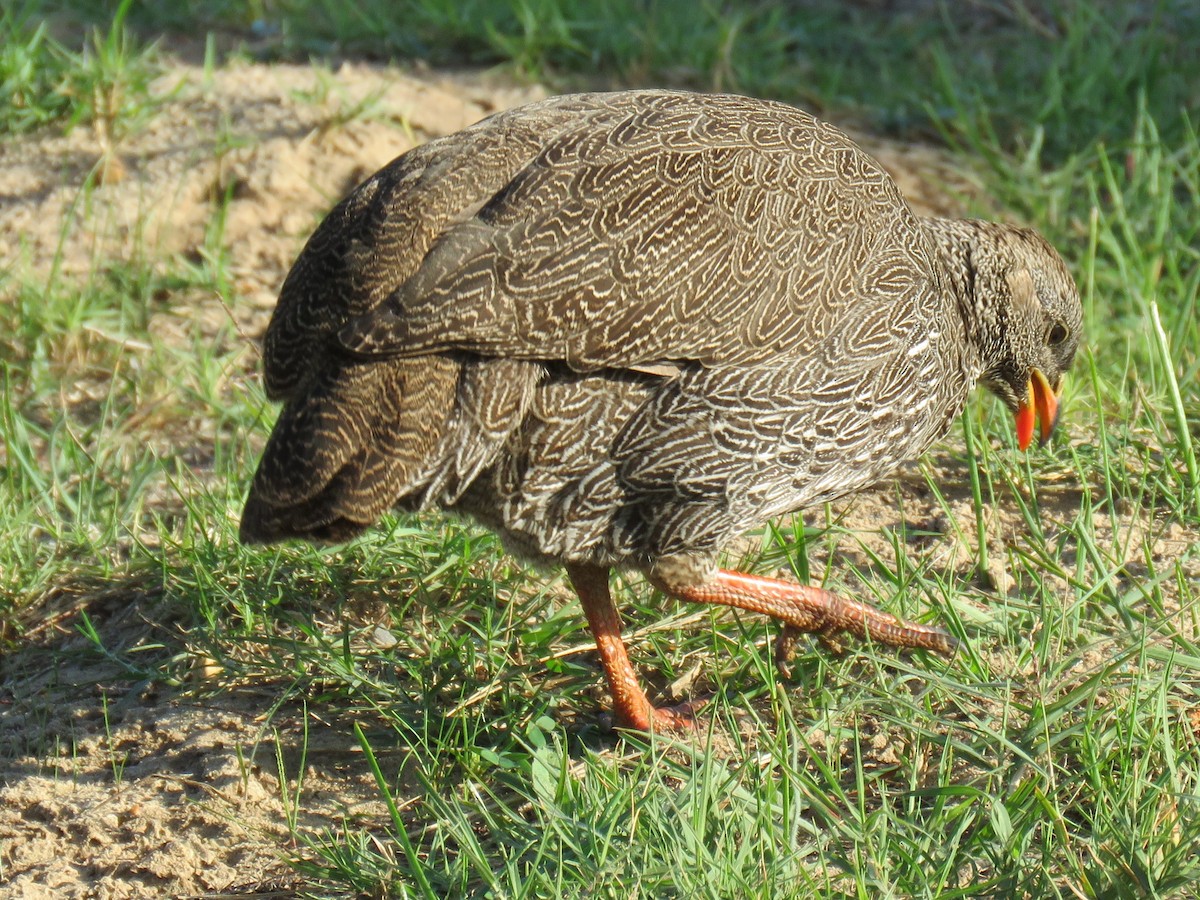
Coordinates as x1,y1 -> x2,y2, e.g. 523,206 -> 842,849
658,569 -> 959,670
567,563 -> 704,732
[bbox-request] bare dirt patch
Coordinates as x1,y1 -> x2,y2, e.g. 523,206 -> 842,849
3,56 -> 1193,899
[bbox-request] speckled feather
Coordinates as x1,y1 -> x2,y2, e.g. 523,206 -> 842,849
241,90 -> 1081,591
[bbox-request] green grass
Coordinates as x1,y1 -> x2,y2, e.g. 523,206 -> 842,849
1,0 -> 161,141
3,1 -> 1200,897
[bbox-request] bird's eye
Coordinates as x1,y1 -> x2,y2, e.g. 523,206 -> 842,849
1048,322 -> 1069,346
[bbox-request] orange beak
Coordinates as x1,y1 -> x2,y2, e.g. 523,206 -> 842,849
1015,368 -> 1060,451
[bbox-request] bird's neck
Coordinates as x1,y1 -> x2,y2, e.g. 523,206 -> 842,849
921,216 -> 1004,374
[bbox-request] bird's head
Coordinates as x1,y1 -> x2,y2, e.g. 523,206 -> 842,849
928,219 -> 1083,450
978,231 -> 1082,449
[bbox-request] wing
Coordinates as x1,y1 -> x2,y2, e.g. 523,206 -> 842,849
337,90 -> 937,371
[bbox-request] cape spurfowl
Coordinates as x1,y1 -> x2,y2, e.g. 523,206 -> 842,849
240,90 -> 1082,731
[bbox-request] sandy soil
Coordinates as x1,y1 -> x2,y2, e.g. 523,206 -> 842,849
2,57 -> 1193,898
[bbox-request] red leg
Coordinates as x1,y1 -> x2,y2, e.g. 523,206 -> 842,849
567,564 -> 703,732
661,569 -> 958,656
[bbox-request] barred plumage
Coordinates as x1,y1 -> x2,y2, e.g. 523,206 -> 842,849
241,90 -> 1082,731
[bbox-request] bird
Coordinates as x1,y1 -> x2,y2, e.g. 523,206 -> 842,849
239,90 -> 1082,732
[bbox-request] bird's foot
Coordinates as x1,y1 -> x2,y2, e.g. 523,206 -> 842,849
774,624 -> 801,679
604,696 -> 709,733
774,623 -> 849,678
670,569 -> 960,662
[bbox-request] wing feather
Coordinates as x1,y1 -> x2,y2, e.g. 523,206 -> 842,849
337,91 -> 934,372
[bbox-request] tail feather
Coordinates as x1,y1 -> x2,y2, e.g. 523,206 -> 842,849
240,356 -> 459,545
419,358 -> 541,506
